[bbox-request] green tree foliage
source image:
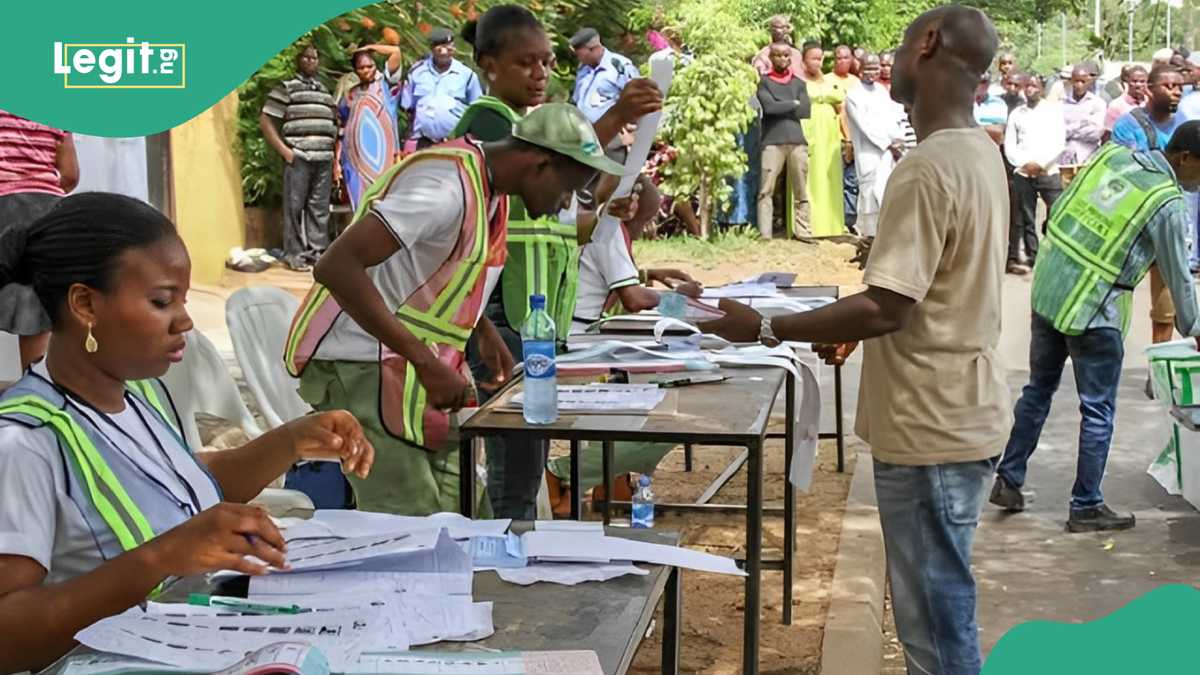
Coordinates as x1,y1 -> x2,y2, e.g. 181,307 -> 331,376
656,0 -> 760,235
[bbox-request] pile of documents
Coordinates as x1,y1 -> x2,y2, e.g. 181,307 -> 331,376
69,511 -> 743,673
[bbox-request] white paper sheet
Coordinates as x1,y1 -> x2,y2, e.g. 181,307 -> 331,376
344,650 -> 603,675
519,531 -> 744,576
60,643 -> 328,675
249,570 -> 472,597
76,607 -> 382,672
496,562 -> 648,586
282,511 -> 512,543
533,520 -> 604,533
592,51 -> 675,243
510,384 -> 665,413
700,282 -> 782,299
242,593 -> 493,646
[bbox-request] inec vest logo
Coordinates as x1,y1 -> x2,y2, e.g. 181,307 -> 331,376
53,39 -> 185,89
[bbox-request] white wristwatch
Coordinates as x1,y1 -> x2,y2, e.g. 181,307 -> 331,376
759,316 -> 781,347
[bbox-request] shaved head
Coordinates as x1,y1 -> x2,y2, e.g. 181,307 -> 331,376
892,5 -> 999,133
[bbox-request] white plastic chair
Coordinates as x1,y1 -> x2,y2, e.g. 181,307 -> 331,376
225,287 -> 312,429
161,328 -> 263,452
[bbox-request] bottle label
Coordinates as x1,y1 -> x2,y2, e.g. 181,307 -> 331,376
524,340 -> 556,379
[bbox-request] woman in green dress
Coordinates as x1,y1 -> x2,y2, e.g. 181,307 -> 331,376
799,42 -> 846,237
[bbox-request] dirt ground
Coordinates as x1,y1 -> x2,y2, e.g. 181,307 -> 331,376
214,238 -> 866,673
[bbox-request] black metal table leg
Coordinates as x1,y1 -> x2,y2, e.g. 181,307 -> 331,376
602,440 -> 614,526
784,372 -> 796,625
662,566 -> 682,674
835,364 -> 845,473
684,443 -> 693,472
459,434 -> 475,517
743,440 -> 762,675
570,440 -> 582,521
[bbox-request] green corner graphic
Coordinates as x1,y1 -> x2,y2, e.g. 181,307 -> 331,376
983,584 -> 1200,674
0,1 -> 374,136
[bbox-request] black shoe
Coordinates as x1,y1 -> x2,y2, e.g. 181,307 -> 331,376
1067,504 -> 1136,533
989,476 -> 1025,512
283,255 -> 312,273
1145,377 -> 1155,400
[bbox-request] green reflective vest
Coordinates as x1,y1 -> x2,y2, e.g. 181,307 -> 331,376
452,96 -> 580,335
0,377 -> 188,597
1032,143 -> 1183,335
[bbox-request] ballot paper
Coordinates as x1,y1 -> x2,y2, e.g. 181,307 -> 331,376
470,532 -> 527,569
60,642 -> 329,675
76,607 -> 384,672
510,384 -> 666,414
240,593 -> 494,646
345,650 -> 603,675
533,520 -> 604,533
251,529 -> 474,596
700,282 -> 783,299
250,569 -> 472,597
740,272 -> 798,287
592,50 -> 674,244
281,511 -> 512,543
496,562 -> 648,586
519,531 -> 745,576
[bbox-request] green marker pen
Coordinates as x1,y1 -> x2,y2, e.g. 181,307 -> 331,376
187,593 -> 302,615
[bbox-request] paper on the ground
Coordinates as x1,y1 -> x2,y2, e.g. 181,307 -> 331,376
496,562 -> 648,586
76,607 -> 384,672
700,282 -> 782,299
344,650 -> 603,675
242,592 -> 493,646
282,511 -> 511,542
520,531 -> 744,576
511,384 -> 666,413
592,50 -> 674,244
60,642 -> 329,675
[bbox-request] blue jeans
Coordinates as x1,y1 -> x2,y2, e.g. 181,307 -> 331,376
998,313 -> 1123,510
875,456 -> 996,675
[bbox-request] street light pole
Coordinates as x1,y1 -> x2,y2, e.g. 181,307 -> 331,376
1062,12 -> 1068,66
1095,0 -> 1103,39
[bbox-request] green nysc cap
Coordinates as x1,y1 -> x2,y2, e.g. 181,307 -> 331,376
512,103 -> 627,176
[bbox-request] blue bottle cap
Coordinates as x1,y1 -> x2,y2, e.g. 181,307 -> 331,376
638,475 -> 651,487
530,294 -> 546,310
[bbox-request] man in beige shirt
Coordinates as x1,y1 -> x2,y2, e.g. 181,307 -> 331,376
702,7 -> 1008,675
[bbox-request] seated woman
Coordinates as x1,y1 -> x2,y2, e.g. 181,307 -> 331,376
0,192 -> 374,673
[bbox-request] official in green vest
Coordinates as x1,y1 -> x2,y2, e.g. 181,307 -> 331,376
294,103 -> 625,517
453,4 -> 662,518
0,193 -> 374,673
991,122 -> 1200,532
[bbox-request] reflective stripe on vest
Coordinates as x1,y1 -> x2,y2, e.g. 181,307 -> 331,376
1033,143 -> 1182,335
285,141 -> 506,448
502,218 -> 580,334
450,97 -> 581,333
0,396 -> 157,552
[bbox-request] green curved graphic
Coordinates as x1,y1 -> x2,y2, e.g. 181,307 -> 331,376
0,1 -> 375,136
983,584 -> 1200,674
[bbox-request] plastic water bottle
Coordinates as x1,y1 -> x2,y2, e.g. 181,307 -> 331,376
631,475 -> 655,528
521,294 -> 558,424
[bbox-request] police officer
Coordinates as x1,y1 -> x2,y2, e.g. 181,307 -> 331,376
401,27 -> 483,151
992,121 -> 1200,533
570,28 -> 636,157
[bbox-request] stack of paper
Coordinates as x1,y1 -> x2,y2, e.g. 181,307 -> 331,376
519,531 -> 745,576
508,384 -> 667,415
700,282 -> 782,299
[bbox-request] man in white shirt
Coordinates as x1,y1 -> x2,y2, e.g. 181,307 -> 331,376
846,53 -> 906,237
1004,74 -> 1065,271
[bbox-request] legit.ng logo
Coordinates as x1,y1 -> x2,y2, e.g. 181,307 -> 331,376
53,38 -> 185,89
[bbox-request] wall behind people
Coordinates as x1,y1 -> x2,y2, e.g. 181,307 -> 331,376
171,94 -> 246,285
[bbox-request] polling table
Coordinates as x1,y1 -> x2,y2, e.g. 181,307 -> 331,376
458,366 -> 787,675
42,527 -> 683,675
